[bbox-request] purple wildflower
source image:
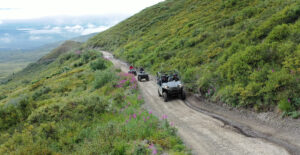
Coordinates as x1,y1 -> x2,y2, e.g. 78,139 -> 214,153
131,77 -> 136,83
147,116 -> 150,120
133,113 -> 137,119
149,110 -> 152,115
119,79 -> 127,84
288,98 -> 291,103
149,143 -> 154,149
76,50 -> 81,55
162,114 -> 168,120
152,149 -> 157,155
170,122 -> 174,126
207,89 -> 211,95
272,69 -> 275,73
138,95 -> 142,100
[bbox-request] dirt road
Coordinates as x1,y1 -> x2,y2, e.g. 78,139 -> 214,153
102,51 -> 291,155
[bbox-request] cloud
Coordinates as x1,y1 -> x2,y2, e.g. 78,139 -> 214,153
0,20 -> 2,24
29,36 -> 41,40
87,24 -> 95,28
0,33 -> 12,43
43,25 -> 51,29
0,38 -> 11,43
0,0 -> 165,20
64,25 -> 84,33
18,27 -> 62,34
63,24 -> 110,35
81,26 -> 109,35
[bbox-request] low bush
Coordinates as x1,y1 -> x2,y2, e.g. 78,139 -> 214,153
32,87 -> 52,100
90,58 -> 107,71
278,99 -> 293,112
0,95 -> 33,130
93,69 -> 118,89
81,50 -> 102,64
0,95 -> 7,101
266,24 -> 290,42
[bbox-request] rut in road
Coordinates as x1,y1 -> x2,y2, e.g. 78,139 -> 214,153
102,51 -> 290,155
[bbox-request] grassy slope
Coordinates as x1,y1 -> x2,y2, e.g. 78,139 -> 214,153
87,0 -> 300,116
0,42 -> 188,154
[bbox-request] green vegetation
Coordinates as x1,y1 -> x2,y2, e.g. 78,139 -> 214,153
0,42 -> 62,81
0,42 -> 188,154
87,0 -> 300,116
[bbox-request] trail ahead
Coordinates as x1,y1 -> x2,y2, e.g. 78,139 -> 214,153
102,51 -> 291,155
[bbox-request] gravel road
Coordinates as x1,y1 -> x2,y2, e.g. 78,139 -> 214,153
102,51 -> 291,155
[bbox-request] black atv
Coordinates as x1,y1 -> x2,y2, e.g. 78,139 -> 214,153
156,71 -> 186,102
137,68 -> 149,82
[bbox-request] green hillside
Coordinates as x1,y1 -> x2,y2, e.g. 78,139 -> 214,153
87,0 -> 300,116
0,42 -> 188,154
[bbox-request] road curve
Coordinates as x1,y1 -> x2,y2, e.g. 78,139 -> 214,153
102,51 -> 290,155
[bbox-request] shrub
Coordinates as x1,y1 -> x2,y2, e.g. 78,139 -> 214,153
21,80 -> 31,84
266,24 -> 290,42
0,95 -> 32,130
90,58 -> 107,71
81,50 -> 102,64
59,52 -> 75,64
93,70 -> 118,89
278,99 -> 293,112
0,95 -> 7,101
32,87 -> 52,100
290,111 -> 300,119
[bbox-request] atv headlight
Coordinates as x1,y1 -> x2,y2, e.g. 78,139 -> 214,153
163,85 -> 169,89
178,84 -> 183,88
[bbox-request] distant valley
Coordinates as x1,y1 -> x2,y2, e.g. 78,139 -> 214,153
0,33 -> 97,81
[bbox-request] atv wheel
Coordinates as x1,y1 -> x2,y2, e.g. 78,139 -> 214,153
138,76 -> 141,81
163,92 -> 168,102
181,91 -> 186,100
146,77 -> 149,81
158,89 -> 162,97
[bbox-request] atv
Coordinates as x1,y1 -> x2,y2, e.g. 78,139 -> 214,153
137,68 -> 149,82
128,69 -> 137,76
156,71 -> 186,102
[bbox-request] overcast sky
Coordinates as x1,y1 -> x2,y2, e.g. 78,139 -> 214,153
0,0 -> 164,20
0,0 -> 165,49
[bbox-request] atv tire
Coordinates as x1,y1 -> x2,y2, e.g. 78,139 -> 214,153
158,89 -> 162,97
163,92 -> 168,102
181,91 -> 186,100
138,76 -> 141,82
